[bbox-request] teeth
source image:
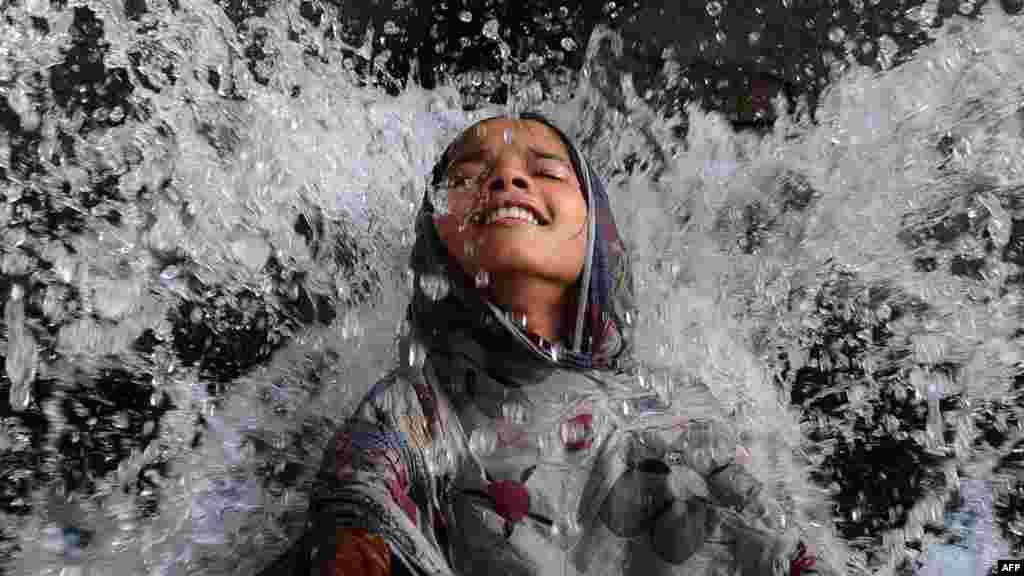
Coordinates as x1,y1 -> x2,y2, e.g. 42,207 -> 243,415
485,206 -> 540,225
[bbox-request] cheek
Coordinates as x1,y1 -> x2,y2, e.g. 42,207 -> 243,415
440,186 -> 483,222
563,233 -> 589,275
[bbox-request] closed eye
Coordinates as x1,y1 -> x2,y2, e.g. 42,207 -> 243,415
535,158 -> 570,180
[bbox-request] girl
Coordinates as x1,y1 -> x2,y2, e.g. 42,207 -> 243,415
275,113 -> 819,576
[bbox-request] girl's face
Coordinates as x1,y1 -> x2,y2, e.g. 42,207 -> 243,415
434,118 -> 588,289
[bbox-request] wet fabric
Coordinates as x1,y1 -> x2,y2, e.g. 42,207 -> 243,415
302,113 -> 816,576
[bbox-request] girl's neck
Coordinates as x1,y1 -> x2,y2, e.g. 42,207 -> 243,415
485,271 -> 573,343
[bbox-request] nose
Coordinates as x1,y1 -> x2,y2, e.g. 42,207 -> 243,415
485,152 -> 531,193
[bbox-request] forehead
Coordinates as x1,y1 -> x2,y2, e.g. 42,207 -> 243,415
450,117 -> 569,155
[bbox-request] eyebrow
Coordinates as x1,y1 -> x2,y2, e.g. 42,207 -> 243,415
447,145 -> 569,168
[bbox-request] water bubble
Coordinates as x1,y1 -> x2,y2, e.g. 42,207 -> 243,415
407,340 -> 425,368
748,31 -> 761,45
419,274 -> 450,301
501,402 -> 527,424
423,445 -> 439,475
469,427 -> 498,456
109,106 -> 125,123
516,312 -> 528,329
654,372 -> 673,402
482,18 -> 500,40
397,319 -> 411,338
475,269 -> 490,289
551,514 -> 582,548
560,37 -> 577,51
523,81 -> 543,103
341,312 -> 362,339
159,267 -> 179,285
337,281 -> 351,301
9,382 -> 32,411
706,1 -> 723,17
828,26 -> 846,43
459,10 -> 473,22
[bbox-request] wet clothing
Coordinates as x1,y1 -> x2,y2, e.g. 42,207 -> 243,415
283,113 -> 817,576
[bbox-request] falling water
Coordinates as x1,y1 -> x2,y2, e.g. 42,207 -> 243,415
0,1 -> 1021,575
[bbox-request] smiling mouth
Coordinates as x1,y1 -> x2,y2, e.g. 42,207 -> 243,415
475,205 -> 548,226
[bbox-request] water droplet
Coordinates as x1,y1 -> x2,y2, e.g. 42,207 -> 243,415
654,372 -> 674,402
502,402 -> 527,424
341,312 -> 362,339
407,340 -> 425,368
551,514 -> 581,548
459,9 -> 473,22
475,269 -> 490,289
419,274 -> 450,301
560,37 -> 577,51
482,18 -> 500,40
397,319 -> 411,338
159,266 -> 179,285
9,382 -> 31,411
470,427 -> 498,456
706,1 -> 723,17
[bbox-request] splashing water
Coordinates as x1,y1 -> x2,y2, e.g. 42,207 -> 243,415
0,1 -> 1022,576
